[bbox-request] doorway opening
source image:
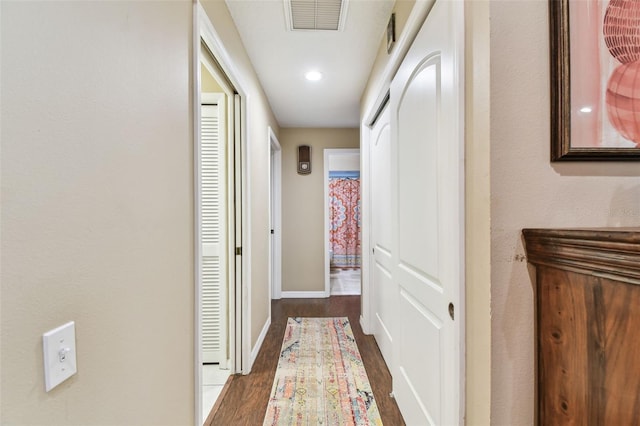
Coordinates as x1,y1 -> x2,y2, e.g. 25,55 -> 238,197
269,128 -> 282,301
323,149 -> 361,296
199,45 -> 233,422
195,4 -> 249,424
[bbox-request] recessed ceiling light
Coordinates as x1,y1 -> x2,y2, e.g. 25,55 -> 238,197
580,106 -> 592,113
305,71 -> 323,81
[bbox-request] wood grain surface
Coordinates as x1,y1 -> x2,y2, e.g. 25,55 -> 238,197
206,296 -> 405,425
524,228 -> 640,425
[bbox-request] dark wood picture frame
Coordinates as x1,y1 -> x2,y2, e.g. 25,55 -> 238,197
550,0 -> 640,161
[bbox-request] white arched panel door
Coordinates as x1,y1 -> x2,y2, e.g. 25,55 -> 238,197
390,0 -> 464,424
370,102 -> 395,369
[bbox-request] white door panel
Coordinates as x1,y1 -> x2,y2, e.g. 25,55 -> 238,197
371,103 -> 395,369
201,96 -> 228,365
397,288 -> 444,424
397,58 -> 440,279
390,0 -> 463,424
372,117 -> 392,251
373,260 -> 394,362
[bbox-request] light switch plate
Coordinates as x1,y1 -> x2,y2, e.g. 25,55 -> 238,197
43,321 -> 77,392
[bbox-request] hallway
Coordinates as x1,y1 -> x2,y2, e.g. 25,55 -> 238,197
206,296 -> 404,425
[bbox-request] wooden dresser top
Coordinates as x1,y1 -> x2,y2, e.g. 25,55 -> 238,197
523,228 -> 640,285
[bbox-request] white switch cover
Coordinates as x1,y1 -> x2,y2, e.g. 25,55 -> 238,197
43,321 -> 77,392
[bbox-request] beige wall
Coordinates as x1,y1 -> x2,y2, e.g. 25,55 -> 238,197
201,63 -> 224,93
1,1 -> 283,423
361,0 -> 416,115
280,128 -> 359,293
200,0 -> 280,349
490,1 -> 640,424
1,2 -> 194,424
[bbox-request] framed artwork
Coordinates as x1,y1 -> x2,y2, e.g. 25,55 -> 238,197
550,0 -> 640,161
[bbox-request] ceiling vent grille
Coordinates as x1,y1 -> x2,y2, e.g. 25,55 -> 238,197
285,0 -> 348,31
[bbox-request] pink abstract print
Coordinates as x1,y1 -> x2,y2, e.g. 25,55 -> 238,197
329,172 -> 361,269
569,0 -> 640,148
604,0 -> 640,146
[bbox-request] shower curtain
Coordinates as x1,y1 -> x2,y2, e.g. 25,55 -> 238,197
329,171 -> 361,269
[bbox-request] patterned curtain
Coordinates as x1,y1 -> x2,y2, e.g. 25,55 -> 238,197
329,171 -> 361,269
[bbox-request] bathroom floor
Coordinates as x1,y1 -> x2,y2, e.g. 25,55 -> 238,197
202,364 -> 231,423
329,268 -> 361,295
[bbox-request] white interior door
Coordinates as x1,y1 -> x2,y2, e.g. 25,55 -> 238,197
390,0 -> 464,424
370,102 -> 395,369
201,94 -> 228,365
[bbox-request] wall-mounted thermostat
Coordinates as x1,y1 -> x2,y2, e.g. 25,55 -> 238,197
297,145 -> 311,175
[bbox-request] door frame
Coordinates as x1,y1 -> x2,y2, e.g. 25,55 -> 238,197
269,127 -> 282,300
323,148 -> 361,296
193,2 -> 251,424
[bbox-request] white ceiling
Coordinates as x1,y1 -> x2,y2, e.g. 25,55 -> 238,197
225,0 -> 395,128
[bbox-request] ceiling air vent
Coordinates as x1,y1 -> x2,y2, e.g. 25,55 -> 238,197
285,0 -> 348,31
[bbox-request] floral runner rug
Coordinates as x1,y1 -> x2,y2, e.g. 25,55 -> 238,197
263,317 -> 383,426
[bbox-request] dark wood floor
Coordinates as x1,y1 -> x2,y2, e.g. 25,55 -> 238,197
205,296 -> 405,425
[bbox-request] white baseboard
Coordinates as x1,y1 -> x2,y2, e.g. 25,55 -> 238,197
281,291 -> 329,298
360,314 -> 372,335
250,316 -> 271,369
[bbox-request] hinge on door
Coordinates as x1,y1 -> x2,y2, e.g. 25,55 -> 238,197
372,247 -> 375,254
448,303 -> 455,320
235,247 -> 242,256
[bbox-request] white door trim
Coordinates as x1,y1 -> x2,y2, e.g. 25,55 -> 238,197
323,148 -> 361,297
269,127 -> 282,301
359,123 -> 372,334
193,7 -> 203,422
194,2 -> 252,423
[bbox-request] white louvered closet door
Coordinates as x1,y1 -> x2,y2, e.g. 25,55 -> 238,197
201,94 -> 228,365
